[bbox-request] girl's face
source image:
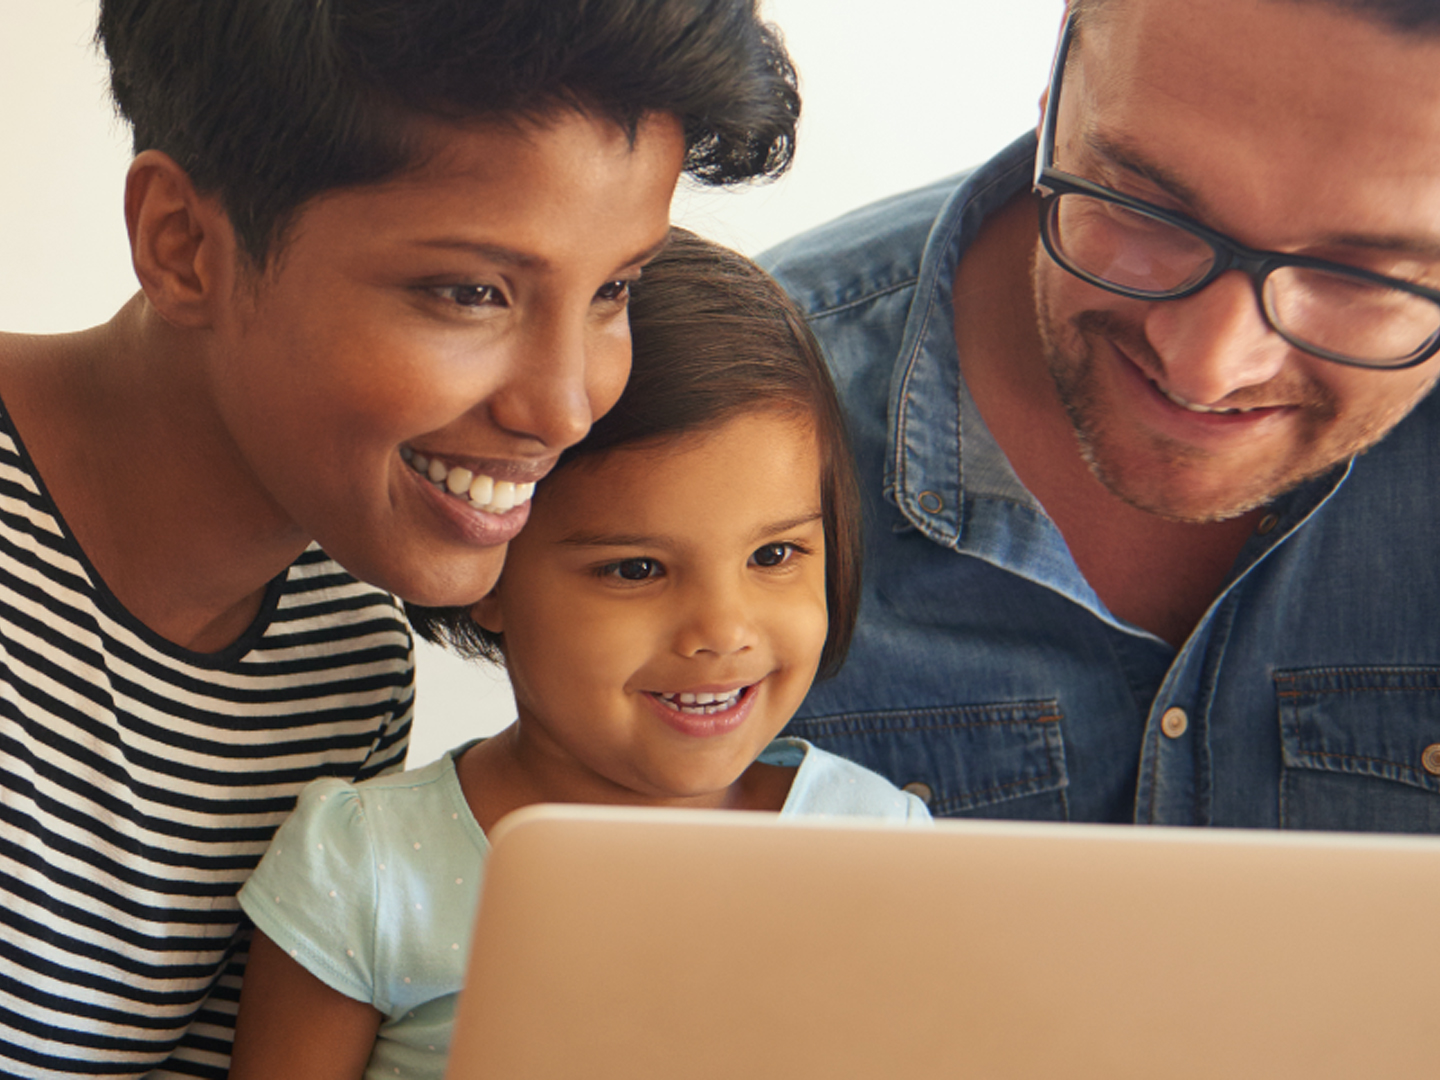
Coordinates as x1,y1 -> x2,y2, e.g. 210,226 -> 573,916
473,410 -> 829,807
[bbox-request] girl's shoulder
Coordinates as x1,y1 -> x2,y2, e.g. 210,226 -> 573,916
289,748 -> 486,847
766,737 -> 933,823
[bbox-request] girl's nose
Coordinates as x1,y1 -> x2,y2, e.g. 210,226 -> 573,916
1143,271 -> 1292,405
672,584 -> 756,659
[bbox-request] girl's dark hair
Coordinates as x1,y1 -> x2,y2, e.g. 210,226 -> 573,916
408,228 -> 863,679
97,0 -> 800,265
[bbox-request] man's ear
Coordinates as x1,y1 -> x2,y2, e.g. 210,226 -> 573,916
470,585 -> 505,634
124,149 -> 240,329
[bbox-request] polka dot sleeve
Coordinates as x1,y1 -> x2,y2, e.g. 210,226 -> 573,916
238,777 -> 381,1005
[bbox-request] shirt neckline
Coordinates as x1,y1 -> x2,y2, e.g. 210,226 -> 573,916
0,395 -> 289,667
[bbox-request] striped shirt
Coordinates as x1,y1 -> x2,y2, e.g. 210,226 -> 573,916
0,408 -> 414,1078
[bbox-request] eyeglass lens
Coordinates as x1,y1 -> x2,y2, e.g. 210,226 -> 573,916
1046,192 -> 1440,367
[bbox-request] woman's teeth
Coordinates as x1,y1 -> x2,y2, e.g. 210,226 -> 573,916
400,447 -> 535,514
656,688 -> 745,715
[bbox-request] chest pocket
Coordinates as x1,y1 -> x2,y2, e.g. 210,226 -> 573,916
1276,667 -> 1440,833
784,700 -> 1068,820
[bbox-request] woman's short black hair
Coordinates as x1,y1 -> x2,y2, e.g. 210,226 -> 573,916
98,0 -> 800,264
408,228 -> 863,680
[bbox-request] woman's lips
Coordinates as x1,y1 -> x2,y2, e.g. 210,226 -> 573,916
401,445 -> 538,513
402,451 -> 535,547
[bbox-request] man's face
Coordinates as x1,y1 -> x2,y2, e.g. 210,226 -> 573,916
1033,0 -> 1440,522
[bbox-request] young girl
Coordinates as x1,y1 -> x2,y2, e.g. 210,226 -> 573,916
229,230 -> 930,1080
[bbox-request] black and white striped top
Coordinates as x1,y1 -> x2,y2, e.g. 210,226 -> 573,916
0,407 -> 414,1079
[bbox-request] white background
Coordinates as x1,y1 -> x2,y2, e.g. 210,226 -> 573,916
0,0 -> 1062,764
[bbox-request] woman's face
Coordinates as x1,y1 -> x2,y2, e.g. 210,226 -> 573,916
201,110 -> 686,605
473,411 -> 830,807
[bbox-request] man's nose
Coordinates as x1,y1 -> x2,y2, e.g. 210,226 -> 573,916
1143,271 -> 1292,405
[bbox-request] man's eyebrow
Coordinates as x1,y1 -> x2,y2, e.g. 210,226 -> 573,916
1316,230 -> 1440,264
1085,131 -> 1440,263
410,233 -> 671,274
558,510 -> 824,550
1085,130 -> 1210,214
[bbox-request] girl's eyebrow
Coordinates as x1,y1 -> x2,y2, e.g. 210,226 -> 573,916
557,510 -> 823,550
751,510 -> 823,542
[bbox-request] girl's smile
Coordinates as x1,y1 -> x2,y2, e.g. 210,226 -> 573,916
463,409 -> 829,815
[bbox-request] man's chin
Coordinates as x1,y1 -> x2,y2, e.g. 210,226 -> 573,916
1075,425 -> 1337,523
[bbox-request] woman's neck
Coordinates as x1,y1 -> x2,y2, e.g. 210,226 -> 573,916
0,295 -> 310,651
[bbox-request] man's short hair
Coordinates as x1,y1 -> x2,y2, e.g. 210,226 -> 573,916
98,0 -> 800,265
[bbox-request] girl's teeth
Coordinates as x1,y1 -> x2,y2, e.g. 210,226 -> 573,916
659,689 -> 744,715
402,451 -> 537,514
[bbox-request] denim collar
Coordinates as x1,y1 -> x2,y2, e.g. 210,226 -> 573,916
886,132 -> 1352,637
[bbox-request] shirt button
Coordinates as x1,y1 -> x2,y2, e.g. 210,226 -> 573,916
1422,744 -> 1440,776
917,491 -> 944,515
1160,707 -> 1189,739
1256,513 -> 1280,535
902,781 -> 934,805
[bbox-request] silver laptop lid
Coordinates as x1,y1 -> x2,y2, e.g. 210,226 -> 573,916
447,805 -> 1440,1080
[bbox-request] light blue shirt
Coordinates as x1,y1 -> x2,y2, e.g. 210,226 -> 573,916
760,133 -> 1440,831
238,738 -> 929,1080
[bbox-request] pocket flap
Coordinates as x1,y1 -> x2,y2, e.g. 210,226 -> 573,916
787,700 -> 1066,817
1276,667 -> 1440,794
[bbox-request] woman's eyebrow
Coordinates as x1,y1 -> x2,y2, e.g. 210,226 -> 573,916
411,233 -> 671,273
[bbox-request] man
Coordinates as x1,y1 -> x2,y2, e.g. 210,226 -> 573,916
763,0 -> 1440,830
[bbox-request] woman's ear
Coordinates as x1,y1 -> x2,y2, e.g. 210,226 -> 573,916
124,149 -> 240,329
470,585 -> 505,634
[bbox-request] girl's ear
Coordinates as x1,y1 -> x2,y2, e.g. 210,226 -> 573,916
470,586 -> 505,634
124,149 -> 240,329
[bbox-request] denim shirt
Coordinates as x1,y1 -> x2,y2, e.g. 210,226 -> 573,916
760,134 -> 1440,830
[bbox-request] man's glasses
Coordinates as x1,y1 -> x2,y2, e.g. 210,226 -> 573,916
1032,14 -> 1440,370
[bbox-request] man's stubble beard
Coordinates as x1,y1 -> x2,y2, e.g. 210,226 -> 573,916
1028,259 -> 1427,525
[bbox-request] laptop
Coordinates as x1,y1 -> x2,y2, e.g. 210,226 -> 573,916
444,805 -> 1440,1079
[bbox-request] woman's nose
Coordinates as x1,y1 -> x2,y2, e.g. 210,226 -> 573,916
485,309 -> 630,451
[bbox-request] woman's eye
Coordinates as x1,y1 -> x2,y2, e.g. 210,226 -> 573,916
750,543 -> 795,568
594,280 -> 632,304
603,557 -> 662,582
435,284 -> 505,308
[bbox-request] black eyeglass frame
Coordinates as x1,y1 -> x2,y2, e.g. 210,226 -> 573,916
1032,12 -> 1440,371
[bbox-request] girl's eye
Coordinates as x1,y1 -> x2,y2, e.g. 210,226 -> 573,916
594,280 -> 632,304
435,284 -> 505,308
750,543 -> 797,569
602,557 -> 663,582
